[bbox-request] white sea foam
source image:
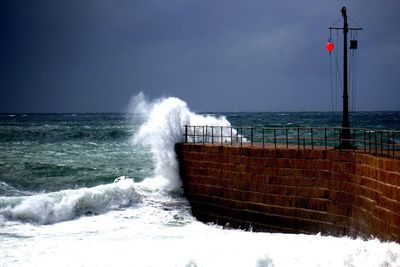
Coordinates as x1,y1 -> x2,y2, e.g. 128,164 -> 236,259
133,93 -> 232,191
2,214 -> 399,267
0,177 -> 139,224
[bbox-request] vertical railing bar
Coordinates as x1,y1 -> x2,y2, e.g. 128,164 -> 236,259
240,127 -> 243,147
202,126 -> 205,145
286,128 -> 289,149
363,130 -> 366,153
380,131 -> 383,156
184,125 -> 188,143
262,128 -> 265,149
387,131 -> 390,157
297,128 -> 300,149
324,128 -> 327,150
311,128 -> 314,150
393,132 -> 395,159
194,126 -> 196,144
236,126 -> 238,144
211,126 -> 214,144
230,127 -> 233,146
273,129 -> 276,149
388,131 -> 390,157
251,126 -> 254,147
374,131 -> 377,155
220,126 -> 223,146
368,130 -> 371,154
387,131 -> 390,158
206,125 -> 208,144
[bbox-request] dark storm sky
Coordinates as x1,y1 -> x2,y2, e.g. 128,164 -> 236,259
1,0 -> 399,113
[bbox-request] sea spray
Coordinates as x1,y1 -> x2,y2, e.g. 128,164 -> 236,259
0,177 -> 139,224
133,93 -> 231,191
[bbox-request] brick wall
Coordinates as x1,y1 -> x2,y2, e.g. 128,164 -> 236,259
175,143 -> 400,242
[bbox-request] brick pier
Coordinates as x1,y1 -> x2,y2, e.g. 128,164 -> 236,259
175,143 -> 400,242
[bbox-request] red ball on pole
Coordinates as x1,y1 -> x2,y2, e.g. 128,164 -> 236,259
326,41 -> 334,53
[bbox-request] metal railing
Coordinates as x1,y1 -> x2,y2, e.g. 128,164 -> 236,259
183,125 -> 400,159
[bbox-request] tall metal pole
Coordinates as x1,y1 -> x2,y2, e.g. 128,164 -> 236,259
338,6 -> 353,149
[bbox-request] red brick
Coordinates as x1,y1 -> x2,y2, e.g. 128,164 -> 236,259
249,148 -> 264,157
355,153 -> 367,164
366,155 -> 379,168
301,149 -> 324,159
386,172 -> 400,186
337,151 -> 356,162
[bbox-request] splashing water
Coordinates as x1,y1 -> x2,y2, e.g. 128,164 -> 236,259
133,93 -> 231,191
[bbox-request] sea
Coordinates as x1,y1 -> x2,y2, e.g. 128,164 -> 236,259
1,94 -> 399,267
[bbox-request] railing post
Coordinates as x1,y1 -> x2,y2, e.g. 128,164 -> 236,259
375,131 -> 377,155
368,130 -> 371,153
220,126 -> 223,145
286,128 -> 289,148
386,131 -> 390,157
202,126 -> 205,145
297,128 -> 300,149
387,131 -> 390,158
184,125 -> 188,143
363,130 -> 366,153
273,129 -> 276,149
230,127 -> 233,146
193,126 -> 196,143
205,125 -> 208,144
240,127 -> 243,147
324,128 -> 327,150
393,132 -> 395,158
251,126 -> 254,147
262,128 -> 265,149
311,128 -> 314,150
211,126 -> 214,144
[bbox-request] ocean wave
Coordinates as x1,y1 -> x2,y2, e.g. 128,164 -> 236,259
132,93 -> 232,192
0,177 -> 140,224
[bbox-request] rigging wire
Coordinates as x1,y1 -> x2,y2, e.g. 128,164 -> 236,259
348,16 -> 363,29
348,29 -> 359,125
329,29 -> 335,121
333,29 -> 342,124
352,30 -> 358,124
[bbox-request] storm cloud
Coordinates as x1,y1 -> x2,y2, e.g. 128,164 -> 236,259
1,0 -> 399,112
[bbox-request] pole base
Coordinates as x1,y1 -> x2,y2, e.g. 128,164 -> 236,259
335,140 -> 357,150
